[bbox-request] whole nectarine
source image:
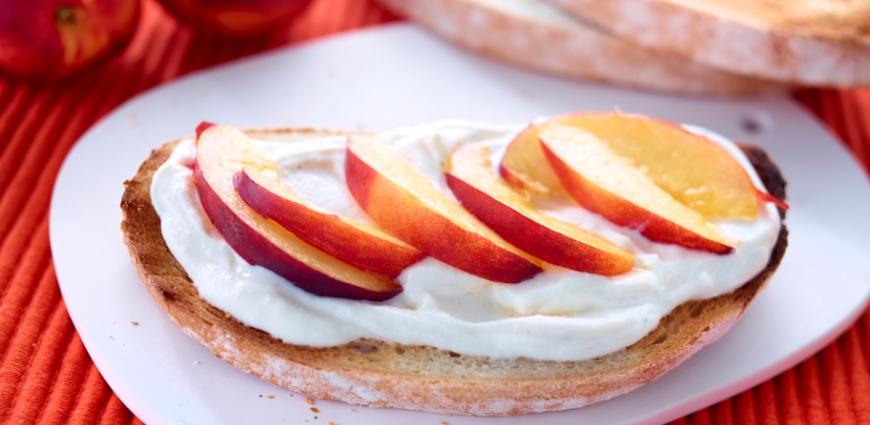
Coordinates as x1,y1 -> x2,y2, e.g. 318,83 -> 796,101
155,0 -> 313,37
0,0 -> 139,82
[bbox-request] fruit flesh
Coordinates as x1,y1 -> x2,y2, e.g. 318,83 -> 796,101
235,167 -> 425,278
446,144 -> 635,275
345,135 -> 542,283
194,125 -> 401,301
539,124 -> 734,254
499,123 -> 565,197
501,113 -> 759,219
0,0 -> 139,81
556,113 -> 758,218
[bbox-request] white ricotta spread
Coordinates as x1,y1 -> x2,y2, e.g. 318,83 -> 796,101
150,120 -> 781,362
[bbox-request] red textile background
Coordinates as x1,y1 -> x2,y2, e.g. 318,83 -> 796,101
0,0 -> 868,423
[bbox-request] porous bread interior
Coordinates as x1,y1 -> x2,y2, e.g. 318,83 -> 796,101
120,128 -> 788,416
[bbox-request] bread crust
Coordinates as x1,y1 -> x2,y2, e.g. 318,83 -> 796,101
375,0 -> 786,96
547,0 -> 870,87
120,128 -> 788,416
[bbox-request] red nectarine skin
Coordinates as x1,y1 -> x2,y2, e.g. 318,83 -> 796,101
445,174 -> 634,275
345,145 -> 541,283
155,0 -> 313,37
235,169 -> 425,278
196,121 -> 217,140
193,163 -> 401,301
756,189 -> 789,210
497,162 -> 527,190
499,123 -> 564,196
0,0 -> 139,82
540,112 -> 759,218
539,142 -> 734,255
194,125 -> 402,301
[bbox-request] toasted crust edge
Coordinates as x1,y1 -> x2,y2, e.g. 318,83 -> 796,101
120,128 -> 788,416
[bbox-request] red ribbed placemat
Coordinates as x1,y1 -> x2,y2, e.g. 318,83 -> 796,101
0,0 -> 867,423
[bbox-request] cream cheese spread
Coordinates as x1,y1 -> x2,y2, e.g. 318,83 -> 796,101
150,120 -> 781,362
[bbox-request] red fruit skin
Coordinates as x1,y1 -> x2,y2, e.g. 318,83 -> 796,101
539,140 -> 734,255
757,189 -> 789,210
192,162 -> 402,302
155,0 -> 314,37
344,146 -> 542,284
234,169 -> 425,278
196,121 -> 217,140
445,173 -> 633,276
0,0 -> 140,82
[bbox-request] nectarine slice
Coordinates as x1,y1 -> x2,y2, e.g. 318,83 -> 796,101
447,144 -> 635,275
235,168 -> 425,278
499,123 -> 564,197
556,114 -> 759,218
194,125 -> 401,301
538,124 -> 734,254
345,135 -> 542,283
502,113 -> 760,219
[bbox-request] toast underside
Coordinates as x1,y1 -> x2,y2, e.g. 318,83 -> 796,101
547,0 -> 870,87
374,0 -> 786,97
120,128 -> 788,416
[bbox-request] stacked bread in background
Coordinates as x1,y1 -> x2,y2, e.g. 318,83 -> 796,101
376,0 -> 870,96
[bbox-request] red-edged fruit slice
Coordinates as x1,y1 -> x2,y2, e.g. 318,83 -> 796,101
235,167 -> 425,278
345,135 -> 542,283
499,123 -> 564,197
501,113 -> 764,219
446,143 -> 635,275
538,123 -> 735,254
194,124 -> 401,301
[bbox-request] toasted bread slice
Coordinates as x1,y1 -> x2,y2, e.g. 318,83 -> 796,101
120,128 -> 788,416
547,0 -> 870,87
375,0 -> 785,96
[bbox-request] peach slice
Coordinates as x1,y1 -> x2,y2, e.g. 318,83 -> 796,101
446,144 -> 635,275
499,123 -> 564,197
502,113 -> 760,219
555,113 -> 759,218
538,124 -> 735,254
345,135 -> 542,283
235,168 -> 425,278
194,124 -> 401,301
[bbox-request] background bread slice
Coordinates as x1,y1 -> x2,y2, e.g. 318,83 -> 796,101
547,0 -> 870,87
120,128 -> 788,416
374,0 -> 785,97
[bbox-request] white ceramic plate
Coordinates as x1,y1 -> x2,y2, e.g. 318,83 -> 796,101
50,24 -> 870,425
